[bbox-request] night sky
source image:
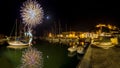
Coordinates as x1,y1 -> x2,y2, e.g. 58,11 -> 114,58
0,0 -> 120,36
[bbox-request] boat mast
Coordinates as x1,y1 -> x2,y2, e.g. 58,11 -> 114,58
58,20 -> 61,35
15,19 -> 17,40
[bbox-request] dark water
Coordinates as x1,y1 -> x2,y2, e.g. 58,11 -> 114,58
0,41 -> 83,68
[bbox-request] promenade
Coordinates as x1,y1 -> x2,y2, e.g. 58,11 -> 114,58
77,45 -> 120,68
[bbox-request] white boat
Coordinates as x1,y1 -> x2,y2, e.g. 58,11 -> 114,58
7,19 -> 32,46
77,46 -> 84,54
8,41 -> 29,46
7,31 -> 32,46
97,42 -> 114,49
68,45 -> 77,53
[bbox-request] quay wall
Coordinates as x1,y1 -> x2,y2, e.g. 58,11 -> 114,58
76,44 -> 92,68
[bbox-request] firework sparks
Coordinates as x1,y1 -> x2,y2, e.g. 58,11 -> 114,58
20,47 -> 43,68
20,0 -> 44,27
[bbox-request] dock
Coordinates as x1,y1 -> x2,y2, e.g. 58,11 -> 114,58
77,45 -> 120,68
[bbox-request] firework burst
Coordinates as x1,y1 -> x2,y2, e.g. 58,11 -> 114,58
20,47 -> 43,68
20,0 -> 44,27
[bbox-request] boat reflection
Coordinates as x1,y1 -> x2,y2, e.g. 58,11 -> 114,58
68,51 -> 77,57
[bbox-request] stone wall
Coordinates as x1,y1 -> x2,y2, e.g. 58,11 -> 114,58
76,45 -> 92,68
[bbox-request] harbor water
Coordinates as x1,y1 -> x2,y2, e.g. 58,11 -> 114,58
0,40 -> 84,68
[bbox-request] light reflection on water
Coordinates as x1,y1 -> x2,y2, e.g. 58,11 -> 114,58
0,42 -> 83,68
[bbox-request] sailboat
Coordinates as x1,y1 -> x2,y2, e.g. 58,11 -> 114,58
7,19 -> 32,46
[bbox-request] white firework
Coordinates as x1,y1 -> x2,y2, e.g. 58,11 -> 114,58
20,0 -> 44,27
20,47 -> 43,68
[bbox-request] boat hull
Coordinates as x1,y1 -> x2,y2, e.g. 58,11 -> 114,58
8,41 -> 29,46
